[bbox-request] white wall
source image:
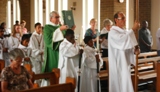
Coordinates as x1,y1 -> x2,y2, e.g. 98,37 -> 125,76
151,0 -> 160,49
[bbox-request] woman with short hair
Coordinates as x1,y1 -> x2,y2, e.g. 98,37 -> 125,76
1,48 -> 33,92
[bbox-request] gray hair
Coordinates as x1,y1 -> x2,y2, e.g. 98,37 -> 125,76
49,11 -> 59,19
9,48 -> 25,60
103,19 -> 113,27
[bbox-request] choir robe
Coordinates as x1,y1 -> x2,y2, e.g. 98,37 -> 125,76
108,26 -> 137,92
58,38 -> 79,91
80,46 -> 103,92
29,31 -> 44,74
18,44 -> 33,67
8,33 -> 21,51
42,22 -> 65,73
0,37 -> 10,67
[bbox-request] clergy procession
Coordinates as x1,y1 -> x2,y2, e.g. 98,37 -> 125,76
1,0 -> 160,92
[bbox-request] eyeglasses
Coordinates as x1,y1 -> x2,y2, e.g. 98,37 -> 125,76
54,16 -> 60,19
117,17 -> 126,20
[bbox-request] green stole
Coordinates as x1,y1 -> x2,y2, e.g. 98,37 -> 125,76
42,25 -> 65,72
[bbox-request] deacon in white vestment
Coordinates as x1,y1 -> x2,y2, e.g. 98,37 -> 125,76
80,36 -> 103,92
58,29 -> 79,91
29,23 -> 44,74
108,12 -> 140,92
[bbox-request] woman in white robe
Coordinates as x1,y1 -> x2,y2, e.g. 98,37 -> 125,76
108,12 -> 140,92
8,25 -> 22,51
29,23 -> 44,75
80,36 -> 103,92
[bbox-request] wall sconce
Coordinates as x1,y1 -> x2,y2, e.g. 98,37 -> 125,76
71,2 -> 76,10
71,6 -> 76,10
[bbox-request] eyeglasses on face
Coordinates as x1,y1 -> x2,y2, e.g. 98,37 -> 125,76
117,17 -> 126,20
53,16 -> 60,19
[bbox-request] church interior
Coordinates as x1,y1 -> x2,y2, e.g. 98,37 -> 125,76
0,0 -> 160,92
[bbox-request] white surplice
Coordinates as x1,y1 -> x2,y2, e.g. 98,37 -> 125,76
58,38 -> 79,91
0,37 -> 10,67
108,26 -> 137,92
18,44 -> 33,67
29,31 -> 44,74
80,46 -> 103,92
8,33 -> 21,51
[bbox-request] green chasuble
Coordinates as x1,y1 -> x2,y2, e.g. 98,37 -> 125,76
42,25 -> 65,72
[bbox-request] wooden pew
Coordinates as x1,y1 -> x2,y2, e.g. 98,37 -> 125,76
0,59 -> 5,72
19,83 -> 74,92
132,56 -> 160,92
156,61 -> 160,92
99,57 -> 108,80
31,68 -> 60,87
138,51 -> 157,58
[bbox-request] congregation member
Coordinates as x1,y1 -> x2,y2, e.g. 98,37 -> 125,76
80,36 -> 103,92
85,18 -> 100,47
29,22 -> 44,75
0,27 -> 10,67
108,11 -> 140,92
8,25 -> 22,51
100,18 -> 113,57
21,20 -> 28,34
0,22 -> 10,37
58,29 -> 80,91
138,20 -> 153,53
1,48 -> 33,92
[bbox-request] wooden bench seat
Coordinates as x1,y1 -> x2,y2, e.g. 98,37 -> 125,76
138,51 -> 157,58
19,83 -> 74,92
99,70 -> 108,80
32,68 -> 60,88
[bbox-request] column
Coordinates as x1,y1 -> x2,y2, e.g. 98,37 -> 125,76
13,0 -> 17,25
39,0 -> 43,25
16,0 -> 20,22
7,0 -> 11,33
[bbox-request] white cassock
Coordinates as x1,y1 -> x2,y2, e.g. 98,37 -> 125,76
8,33 -> 21,51
0,37 -> 10,67
80,46 -> 103,92
18,44 -> 33,67
108,26 -> 137,92
29,31 -> 44,74
58,38 -> 79,91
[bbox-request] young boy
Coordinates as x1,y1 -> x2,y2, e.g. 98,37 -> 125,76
18,34 -> 32,69
29,22 -> 44,75
0,27 -> 10,67
58,29 -> 80,91
80,36 -> 103,92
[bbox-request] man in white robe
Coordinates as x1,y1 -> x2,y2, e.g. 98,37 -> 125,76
58,29 -> 79,92
29,23 -> 44,75
108,12 -> 140,92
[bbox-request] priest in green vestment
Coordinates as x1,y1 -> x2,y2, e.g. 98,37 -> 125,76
42,11 -> 69,73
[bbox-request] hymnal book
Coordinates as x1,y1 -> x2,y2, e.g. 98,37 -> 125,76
62,10 -> 75,29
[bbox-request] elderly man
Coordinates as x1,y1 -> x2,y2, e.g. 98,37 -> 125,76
108,11 -> 140,92
42,11 -> 69,73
